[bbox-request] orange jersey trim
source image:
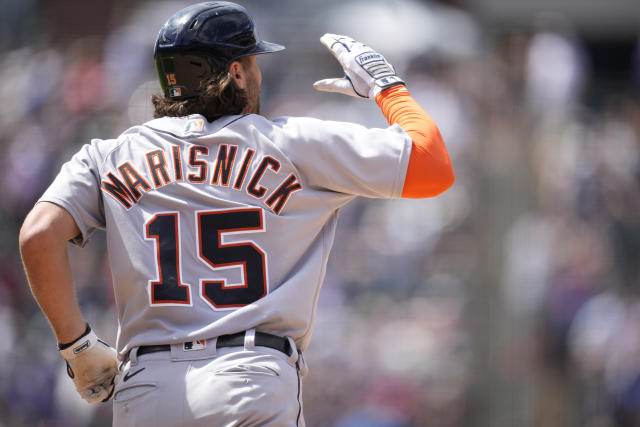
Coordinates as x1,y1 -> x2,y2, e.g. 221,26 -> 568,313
376,85 -> 454,198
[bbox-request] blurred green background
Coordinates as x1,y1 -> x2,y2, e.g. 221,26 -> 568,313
1,0 -> 640,426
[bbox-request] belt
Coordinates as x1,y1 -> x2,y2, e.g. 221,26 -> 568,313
135,331 -> 292,358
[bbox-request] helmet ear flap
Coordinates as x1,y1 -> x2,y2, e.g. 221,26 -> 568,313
155,54 -> 218,99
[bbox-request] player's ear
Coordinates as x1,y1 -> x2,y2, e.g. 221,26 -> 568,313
228,61 -> 247,90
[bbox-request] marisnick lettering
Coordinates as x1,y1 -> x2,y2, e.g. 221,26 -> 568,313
100,144 -> 302,214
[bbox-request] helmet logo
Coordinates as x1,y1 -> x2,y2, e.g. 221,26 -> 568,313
169,87 -> 182,97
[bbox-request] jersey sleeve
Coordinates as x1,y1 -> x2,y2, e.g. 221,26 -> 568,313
39,141 -> 106,247
273,117 -> 412,198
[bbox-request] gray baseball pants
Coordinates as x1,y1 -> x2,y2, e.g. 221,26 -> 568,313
112,339 -> 304,426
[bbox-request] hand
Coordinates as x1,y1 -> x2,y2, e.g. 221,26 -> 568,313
313,33 -> 405,99
59,325 -> 119,403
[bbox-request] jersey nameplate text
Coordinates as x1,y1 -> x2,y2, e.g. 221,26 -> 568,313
101,143 -> 302,214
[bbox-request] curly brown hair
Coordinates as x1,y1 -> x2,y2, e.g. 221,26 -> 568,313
151,63 -> 249,123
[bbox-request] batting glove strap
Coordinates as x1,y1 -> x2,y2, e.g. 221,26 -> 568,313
58,323 -> 93,354
59,327 -> 119,403
313,33 -> 405,99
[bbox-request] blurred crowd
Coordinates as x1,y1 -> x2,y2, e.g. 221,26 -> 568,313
1,0 -> 640,426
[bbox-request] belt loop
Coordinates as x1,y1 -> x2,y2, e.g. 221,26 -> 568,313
170,343 -> 180,361
286,337 -> 299,365
296,349 -> 308,376
209,337 -> 218,356
244,329 -> 256,350
130,347 -> 139,366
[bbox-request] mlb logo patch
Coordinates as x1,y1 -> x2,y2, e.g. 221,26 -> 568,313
183,340 -> 206,351
185,119 -> 204,133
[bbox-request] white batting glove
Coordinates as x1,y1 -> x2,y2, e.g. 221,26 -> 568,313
313,33 -> 405,99
58,325 -> 119,403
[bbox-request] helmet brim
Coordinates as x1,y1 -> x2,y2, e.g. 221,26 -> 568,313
252,40 -> 285,55
228,40 -> 284,66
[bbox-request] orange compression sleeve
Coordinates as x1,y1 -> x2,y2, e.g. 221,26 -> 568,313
376,85 -> 454,198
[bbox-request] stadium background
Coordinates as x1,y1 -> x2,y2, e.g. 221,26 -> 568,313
1,0 -> 639,425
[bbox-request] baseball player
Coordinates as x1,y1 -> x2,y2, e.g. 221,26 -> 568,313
19,2 -> 454,426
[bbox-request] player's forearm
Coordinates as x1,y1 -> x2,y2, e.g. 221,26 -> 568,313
376,85 -> 454,198
19,205 -> 87,344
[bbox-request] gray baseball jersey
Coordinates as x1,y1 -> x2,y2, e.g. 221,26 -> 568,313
40,113 -> 411,356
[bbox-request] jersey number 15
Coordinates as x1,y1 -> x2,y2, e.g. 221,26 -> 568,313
145,208 -> 268,310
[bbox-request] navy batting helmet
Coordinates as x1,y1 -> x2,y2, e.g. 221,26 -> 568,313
154,2 -> 285,99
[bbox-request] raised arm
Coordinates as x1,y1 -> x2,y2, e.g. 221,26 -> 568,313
313,33 -> 454,198
376,85 -> 454,197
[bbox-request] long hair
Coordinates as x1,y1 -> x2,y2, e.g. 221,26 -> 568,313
151,67 -> 248,123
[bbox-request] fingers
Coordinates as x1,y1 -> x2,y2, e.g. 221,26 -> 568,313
313,78 -> 348,92
80,367 -> 119,403
320,33 -> 347,53
319,33 -> 364,59
101,373 -> 119,402
313,78 -> 360,97
316,33 -> 380,99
